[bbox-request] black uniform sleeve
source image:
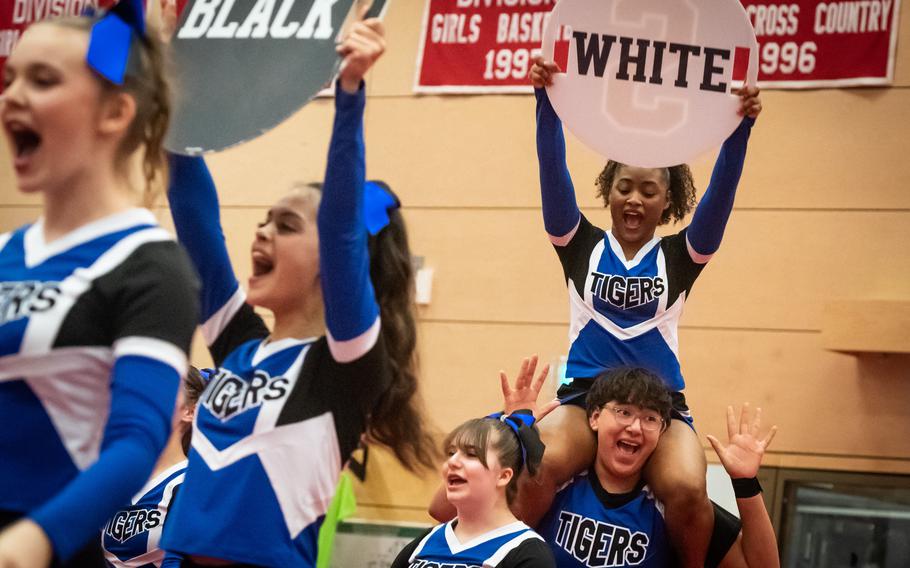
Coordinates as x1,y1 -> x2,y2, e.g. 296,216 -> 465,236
207,302 -> 270,367
659,228 -> 707,302
389,529 -> 432,568
553,214 -> 605,299
58,240 -> 199,354
499,537 -> 557,568
705,502 -> 743,568
277,337 -> 392,462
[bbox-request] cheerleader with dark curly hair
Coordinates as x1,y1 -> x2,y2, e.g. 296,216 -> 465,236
518,56 -> 763,568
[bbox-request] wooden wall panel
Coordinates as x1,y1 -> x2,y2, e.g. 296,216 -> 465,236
351,321 -> 910,516
896,1 -> 910,86
361,89 -> 910,211
402,208 -> 910,331
369,0 -> 427,98
680,329 -> 910,459
0,206 -> 41,231
414,322 -> 910,460
6,90 -> 910,211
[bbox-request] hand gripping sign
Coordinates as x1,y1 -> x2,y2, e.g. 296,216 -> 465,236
165,0 -> 386,154
541,0 -> 758,168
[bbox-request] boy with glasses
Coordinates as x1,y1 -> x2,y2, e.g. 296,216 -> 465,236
535,366 -> 779,567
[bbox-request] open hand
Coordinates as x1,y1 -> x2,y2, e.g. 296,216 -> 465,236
707,403 -> 777,480
500,354 -> 560,422
529,56 -> 562,89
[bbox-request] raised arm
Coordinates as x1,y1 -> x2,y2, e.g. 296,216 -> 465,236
685,86 -> 762,263
167,154 -> 245,344
531,57 -> 581,245
707,404 -> 780,568
318,18 -> 385,363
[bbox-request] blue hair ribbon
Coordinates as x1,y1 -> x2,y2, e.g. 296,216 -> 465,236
485,410 -> 545,476
86,0 -> 146,85
199,368 -> 215,382
363,180 -> 400,236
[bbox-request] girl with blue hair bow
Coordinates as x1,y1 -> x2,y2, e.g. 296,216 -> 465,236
0,1 -> 199,566
160,15 -> 436,568
392,357 -> 558,568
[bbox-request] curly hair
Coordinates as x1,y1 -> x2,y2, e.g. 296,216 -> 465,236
595,162 -> 697,225
585,367 -> 673,431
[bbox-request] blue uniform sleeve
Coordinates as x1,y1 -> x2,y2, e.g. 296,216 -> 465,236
167,154 -> 244,343
535,88 -> 581,244
161,550 -> 184,567
317,82 -> 380,363
29,356 -> 179,561
685,117 -> 755,262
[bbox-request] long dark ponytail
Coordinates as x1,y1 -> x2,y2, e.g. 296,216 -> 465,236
364,186 -> 437,472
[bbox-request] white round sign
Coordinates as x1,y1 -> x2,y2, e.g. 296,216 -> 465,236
541,0 -> 758,167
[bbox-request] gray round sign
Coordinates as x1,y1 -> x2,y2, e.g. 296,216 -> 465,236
165,0 -> 377,154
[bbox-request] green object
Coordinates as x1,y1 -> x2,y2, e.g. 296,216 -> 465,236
316,472 -> 358,568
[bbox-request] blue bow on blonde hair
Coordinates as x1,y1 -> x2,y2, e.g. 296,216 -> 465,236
86,0 -> 146,85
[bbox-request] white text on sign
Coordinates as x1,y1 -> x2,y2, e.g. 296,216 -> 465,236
177,0 -> 337,39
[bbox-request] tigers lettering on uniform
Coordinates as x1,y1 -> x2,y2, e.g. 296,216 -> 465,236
537,471 -> 672,567
588,273 -> 665,310
0,209 -> 197,501
102,460 -> 187,568
163,310 -> 387,567
538,472 -> 743,568
202,368 -> 290,421
553,216 -> 704,390
104,507 -> 162,543
0,281 -> 60,325
553,511 -> 649,567
161,89 -> 391,568
0,208 -> 199,562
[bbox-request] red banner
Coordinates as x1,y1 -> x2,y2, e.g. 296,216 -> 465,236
414,0 -> 902,92
414,0 -> 558,93
0,0 -> 168,87
743,0 -> 900,87
1,1 -> 108,78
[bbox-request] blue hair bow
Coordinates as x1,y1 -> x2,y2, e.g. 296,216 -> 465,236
363,180 -> 400,236
86,0 -> 146,85
486,410 -> 545,476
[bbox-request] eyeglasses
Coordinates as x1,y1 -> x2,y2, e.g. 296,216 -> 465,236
602,405 -> 664,432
